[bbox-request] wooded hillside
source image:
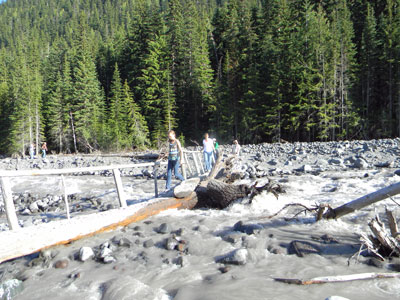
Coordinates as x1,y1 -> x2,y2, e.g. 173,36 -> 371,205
0,0 -> 397,154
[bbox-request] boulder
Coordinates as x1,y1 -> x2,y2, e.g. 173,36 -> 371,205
216,248 -> 248,265
79,247 -> 94,262
174,178 -> 200,198
143,239 -> 154,248
233,221 -> 263,235
165,237 -> 179,250
352,157 -> 369,169
156,223 -> 170,234
287,240 -> 321,257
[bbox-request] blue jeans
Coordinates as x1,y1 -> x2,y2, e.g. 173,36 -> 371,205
42,150 -> 46,158
166,159 -> 184,189
204,151 -> 213,171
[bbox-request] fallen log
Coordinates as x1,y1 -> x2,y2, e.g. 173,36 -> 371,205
0,193 -> 197,264
274,272 -> 400,285
323,181 -> 400,219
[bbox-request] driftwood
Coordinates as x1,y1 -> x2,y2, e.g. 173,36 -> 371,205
323,181 -> 400,219
350,210 -> 400,264
274,272 -> 400,285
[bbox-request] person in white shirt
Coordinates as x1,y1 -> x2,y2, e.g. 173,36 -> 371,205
232,139 -> 241,156
203,133 -> 214,171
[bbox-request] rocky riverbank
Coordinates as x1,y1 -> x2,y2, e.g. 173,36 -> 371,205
1,139 -> 400,300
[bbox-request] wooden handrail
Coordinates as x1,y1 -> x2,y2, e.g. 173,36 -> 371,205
0,162 -> 167,177
0,160 -> 167,231
0,150 -> 211,232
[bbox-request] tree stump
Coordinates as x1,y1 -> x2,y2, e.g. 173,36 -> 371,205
195,179 -> 249,209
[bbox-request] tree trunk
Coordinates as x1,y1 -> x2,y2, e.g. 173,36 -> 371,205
196,179 -> 249,209
70,111 -> 77,153
323,181 -> 400,219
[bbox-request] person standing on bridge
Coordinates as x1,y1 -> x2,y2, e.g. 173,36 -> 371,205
165,130 -> 184,191
203,133 -> 214,172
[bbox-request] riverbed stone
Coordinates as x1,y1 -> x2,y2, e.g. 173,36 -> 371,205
116,237 -> 132,248
143,239 -> 154,248
287,240 -> 321,257
352,157 -> 369,169
156,223 -> 170,234
103,256 -> 116,264
233,221 -> 263,235
217,248 -> 248,265
54,259 -> 69,269
165,237 -> 179,250
28,202 -> 39,213
223,232 -> 243,244
79,247 -> 94,262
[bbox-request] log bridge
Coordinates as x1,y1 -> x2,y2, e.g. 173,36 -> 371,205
0,150 -> 214,264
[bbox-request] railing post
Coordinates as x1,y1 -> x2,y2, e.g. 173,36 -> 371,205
184,152 -> 192,177
181,155 -> 187,180
0,177 -> 20,230
192,152 -> 200,176
154,161 -> 159,197
61,175 -> 70,220
198,152 -> 205,174
112,168 -> 127,208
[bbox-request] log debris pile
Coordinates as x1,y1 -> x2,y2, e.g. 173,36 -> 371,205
194,155 -> 284,209
358,208 -> 400,261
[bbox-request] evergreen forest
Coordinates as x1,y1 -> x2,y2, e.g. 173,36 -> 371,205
0,0 -> 398,154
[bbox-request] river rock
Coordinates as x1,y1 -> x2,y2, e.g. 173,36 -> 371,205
103,256 -> 116,264
100,247 -> 113,258
79,247 -> 94,262
300,164 -> 312,173
352,157 -> 369,169
375,161 -> 393,168
0,279 -> 24,299
28,202 -> 39,213
165,237 -> 179,250
114,237 -> 132,248
328,158 -> 343,166
54,259 -> 69,269
217,248 -> 248,265
174,178 -> 200,198
233,221 -> 263,235
175,256 -> 187,267
143,239 -> 154,248
287,240 -> 321,257
223,232 -> 243,244
156,223 -> 170,234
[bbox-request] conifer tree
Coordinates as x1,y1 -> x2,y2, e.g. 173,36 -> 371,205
108,63 -> 129,150
71,17 -> 105,152
123,80 -> 149,149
